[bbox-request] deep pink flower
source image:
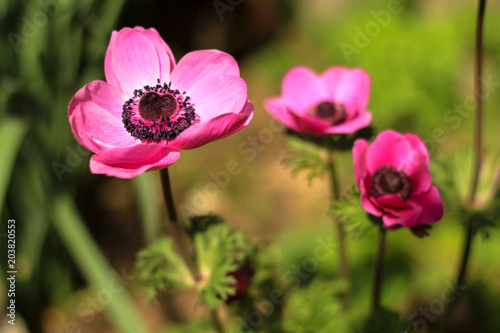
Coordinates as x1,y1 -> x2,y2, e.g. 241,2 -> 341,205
353,130 -> 444,230
264,66 -> 372,135
69,27 -> 253,178
226,267 -> 253,303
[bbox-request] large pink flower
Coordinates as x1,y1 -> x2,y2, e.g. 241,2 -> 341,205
69,27 -> 253,178
353,130 -> 444,230
264,66 -> 371,135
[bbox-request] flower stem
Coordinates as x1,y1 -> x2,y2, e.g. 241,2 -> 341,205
159,168 -> 201,281
326,150 -> 350,310
372,227 -> 386,313
468,0 -> 487,205
443,1 -> 486,329
453,0 -> 486,309
160,168 -> 226,333
209,308 -> 226,333
441,219 -> 474,332
456,219 -> 474,291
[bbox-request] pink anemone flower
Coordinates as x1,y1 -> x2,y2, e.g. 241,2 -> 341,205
353,130 -> 444,231
69,27 -> 253,178
264,66 -> 372,135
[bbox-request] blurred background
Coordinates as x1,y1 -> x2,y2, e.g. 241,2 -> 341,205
1,0 -> 500,332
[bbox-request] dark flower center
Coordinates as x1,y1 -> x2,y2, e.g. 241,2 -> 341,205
122,79 -> 196,142
311,101 -> 347,125
138,92 -> 178,122
372,166 -> 412,201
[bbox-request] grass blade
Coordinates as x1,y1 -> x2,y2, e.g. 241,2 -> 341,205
133,171 -> 162,244
53,194 -> 149,333
0,117 -> 27,216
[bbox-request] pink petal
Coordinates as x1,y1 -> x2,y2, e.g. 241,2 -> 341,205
89,142 -> 180,178
135,27 -> 176,73
322,67 -> 370,113
366,130 -> 412,173
407,159 -> 432,196
169,101 -> 254,150
92,140 -> 162,164
68,80 -> 136,152
105,28 -> 163,96
264,97 -> 302,133
75,102 -> 137,147
289,113 -> 331,135
282,67 -> 325,115
404,133 -> 429,163
375,194 -> 412,209
171,50 -> 240,93
185,74 -> 248,122
353,139 -> 369,188
400,133 -> 432,195
325,111 -> 372,134
361,193 -> 383,217
382,205 -> 423,228
409,186 -> 444,224
358,173 -> 384,217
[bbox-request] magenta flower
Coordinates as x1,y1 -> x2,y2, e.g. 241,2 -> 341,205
264,66 -> 372,135
69,27 -> 253,178
353,130 -> 444,230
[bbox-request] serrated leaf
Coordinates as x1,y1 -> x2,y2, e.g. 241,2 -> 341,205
283,278 -> 349,333
283,135 -> 328,184
187,214 -> 224,237
136,237 -> 195,300
431,149 -> 500,238
194,224 -> 254,308
331,188 -> 376,239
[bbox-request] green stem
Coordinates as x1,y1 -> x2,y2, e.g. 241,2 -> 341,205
210,308 -> 226,333
159,168 -> 201,281
468,0 -> 486,205
372,227 -> 386,313
441,219 -> 474,332
456,220 -> 474,291
326,150 -> 350,310
54,195 -> 149,333
159,168 -> 226,332
443,1 -> 486,330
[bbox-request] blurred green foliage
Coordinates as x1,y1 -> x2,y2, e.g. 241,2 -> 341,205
0,0 -> 499,332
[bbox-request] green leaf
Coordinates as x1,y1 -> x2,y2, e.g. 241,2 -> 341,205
53,195 -> 149,333
187,214 -> 224,237
136,237 -> 195,300
135,222 -> 254,307
431,149 -> 500,238
195,224 -> 254,308
0,117 -> 27,216
331,188 -> 376,239
284,135 -> 328,184
283,278 -> 349,333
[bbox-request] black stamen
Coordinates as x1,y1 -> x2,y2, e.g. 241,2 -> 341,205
122,81 -> 197,142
